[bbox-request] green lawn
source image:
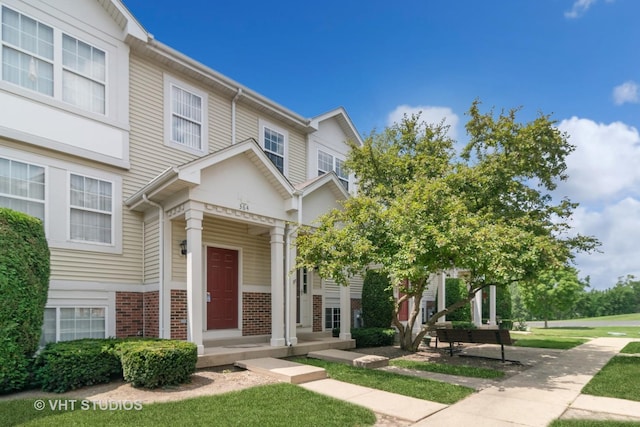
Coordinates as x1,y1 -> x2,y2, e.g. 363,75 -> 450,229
581,356 -> 640,402
390,359 -> 505,379
0,383 -> 376,427
620,342 -> 640,354
511,335 -> 588,349
295,357 -> 474,404
527,326 -> 640,338
572,313 -> 640,322
550,420 -> 640,427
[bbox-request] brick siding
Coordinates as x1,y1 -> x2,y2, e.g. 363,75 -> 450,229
242,292 -> 271,336
143,291 -> 159,337
312,294 -> 322,332
115,292 -> 143,337
170,289 -> 187,340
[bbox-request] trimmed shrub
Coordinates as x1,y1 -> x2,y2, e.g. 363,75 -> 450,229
350,327 -> 395,348
0,208 -> 50,394
361,270 -> 394,328
116,340 -> 197,389
0,325 -> 30,393
451,321 -> 477,330
33,338 -> 123,393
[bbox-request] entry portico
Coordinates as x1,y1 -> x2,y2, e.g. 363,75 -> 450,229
126,138 -> 350,354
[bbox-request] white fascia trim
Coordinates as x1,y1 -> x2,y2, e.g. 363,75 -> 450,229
49,280 -> 155,293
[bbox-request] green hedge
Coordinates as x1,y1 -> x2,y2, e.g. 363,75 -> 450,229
361,270 -> 394,328
350,328 -> 395,348
33,338 -> 123,393
0,208 -> 50,394
0,326 -> 30,393
451,321 -> 477,330
116,340 -> 197,389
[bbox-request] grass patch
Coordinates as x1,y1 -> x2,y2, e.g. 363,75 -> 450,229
390,359 -> 504,379
294,358 -> 474,404
527,326 -> 640,338
511,336 -> 588,349
575,313 -> 640,322
550,420 -> 640,427
620,342 -> 640,354
0,383 -> 376,427
581,356 -> 640,402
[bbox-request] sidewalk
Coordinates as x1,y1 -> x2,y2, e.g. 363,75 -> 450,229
415,337 -> 637,426
302,338 -> 640,426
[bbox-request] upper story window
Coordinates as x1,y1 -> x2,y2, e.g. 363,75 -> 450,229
0,157 -> 45,221
1,6 -> 106,115
164,74 -> 208,155
317,150 -> 349,190
62,35 -> 105,114
69,173 -> 112,244
259,120 -> 287,174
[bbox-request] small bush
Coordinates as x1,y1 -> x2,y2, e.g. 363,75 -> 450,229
499,319 -> 514,330
116,340 -> 197,389
350,328 -> 395,348
33,338 -> 123,393
451,321 -> 477,330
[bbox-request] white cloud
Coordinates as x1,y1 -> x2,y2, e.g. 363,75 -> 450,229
386,104 -> 459,140
569,198 -> 640,289
556,117 -> 640,202
565,0 -> 597,18
612,81 -> 639,105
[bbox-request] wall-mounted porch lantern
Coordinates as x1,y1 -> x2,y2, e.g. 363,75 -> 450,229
180,240 -> 187,256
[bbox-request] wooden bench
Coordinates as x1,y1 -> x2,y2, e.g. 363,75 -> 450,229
436,328 -> 513,362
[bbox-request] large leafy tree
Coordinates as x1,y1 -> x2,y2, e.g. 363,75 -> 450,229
520,266 -> 586,328
296,101 -> 598,351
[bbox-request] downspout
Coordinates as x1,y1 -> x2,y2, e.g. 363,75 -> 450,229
231,88 -> 243,145
142,194 -> 165,338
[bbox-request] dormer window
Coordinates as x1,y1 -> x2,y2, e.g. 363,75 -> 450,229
318,150 -> 349,190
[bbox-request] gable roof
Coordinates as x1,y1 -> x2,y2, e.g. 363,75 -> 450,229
98,0 -> 148,42
295,171 -> 350,201
125,139 -> 295,211
310,107 -> 364,147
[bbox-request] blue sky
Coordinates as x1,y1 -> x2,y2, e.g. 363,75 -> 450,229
123,0 -> 640,290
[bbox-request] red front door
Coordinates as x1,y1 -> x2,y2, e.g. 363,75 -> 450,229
206,247 -> 238,329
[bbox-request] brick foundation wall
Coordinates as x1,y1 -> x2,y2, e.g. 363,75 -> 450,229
143,291 -> 159,337
170,289 -> 187,340
115,292 -> 143,337
312,295 -> 322,332
242,292 -> 271,336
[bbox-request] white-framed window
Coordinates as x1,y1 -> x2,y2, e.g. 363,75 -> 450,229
40,306 -> 106,346
164,74 -> 208,155
62,34 -> 105,114
0,156 -> 45,221
317,150 -> 349,190
325,307 -> 341,330
1,5 -> 106,114
259,120 -> 287,174
69,173 -> 113,244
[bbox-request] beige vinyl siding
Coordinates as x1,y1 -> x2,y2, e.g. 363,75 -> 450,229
143,217 -> 160,283
323,275 -> 364,300
171,217 -> 270,287
234,102 -> 306,185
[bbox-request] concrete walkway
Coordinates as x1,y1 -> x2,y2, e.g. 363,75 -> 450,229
413,337 -> 637,426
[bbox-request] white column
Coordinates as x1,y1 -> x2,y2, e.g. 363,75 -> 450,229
437,272 -> 446,322
287,230 -> 298,345
161,213 -> 172,339
489,285 -> 497,326
185,208 -> 204,354
339,283 -> 351,340
473,288 -> 482,327
270,223 -> 285,346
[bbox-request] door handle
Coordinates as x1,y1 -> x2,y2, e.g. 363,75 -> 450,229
207,292 -> 211,303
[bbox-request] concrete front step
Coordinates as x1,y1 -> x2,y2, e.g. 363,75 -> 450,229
235,357 -> 326,384
307,349 -> 389,369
